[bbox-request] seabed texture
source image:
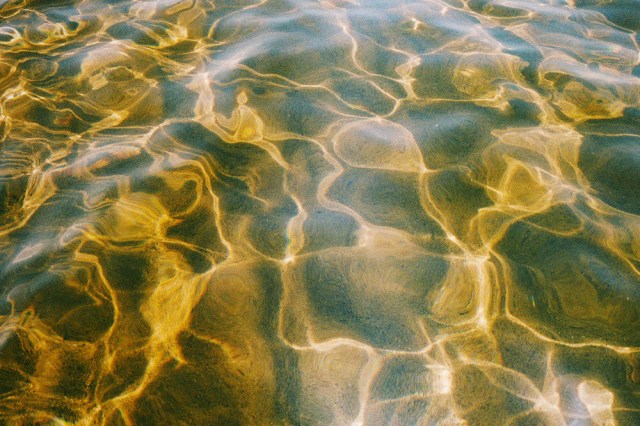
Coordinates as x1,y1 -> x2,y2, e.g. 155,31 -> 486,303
0,0 -> 639,424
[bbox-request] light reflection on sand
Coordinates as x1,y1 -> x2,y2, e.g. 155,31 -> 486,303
0,0 -> 639,424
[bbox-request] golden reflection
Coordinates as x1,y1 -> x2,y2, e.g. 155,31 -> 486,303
0,0 -> 639,424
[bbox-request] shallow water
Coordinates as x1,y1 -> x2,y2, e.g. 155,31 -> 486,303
0,0 -> 639,424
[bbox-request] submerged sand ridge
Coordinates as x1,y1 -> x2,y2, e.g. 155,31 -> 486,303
0,0 -> 639,424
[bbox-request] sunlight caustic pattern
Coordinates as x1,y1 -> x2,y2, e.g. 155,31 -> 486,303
0,0 -> 639,424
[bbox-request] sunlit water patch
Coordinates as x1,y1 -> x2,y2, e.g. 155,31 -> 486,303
0,0 -> 639,424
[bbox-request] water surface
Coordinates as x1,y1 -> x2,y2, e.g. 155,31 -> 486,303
0,0 -> 639,424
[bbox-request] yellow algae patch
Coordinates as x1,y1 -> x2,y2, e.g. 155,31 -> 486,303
96,192 -> 171,242
141,251 -> 207,362
554,79 -> 628,121
217,91 -> 266,142
453,53 -> 524,101
333,119 -> 425,173
496,160 -> 553,211
428,255 -> 495,328
485,125 -> 586,209
539,55 -> 640,122
234,105 -> 264,142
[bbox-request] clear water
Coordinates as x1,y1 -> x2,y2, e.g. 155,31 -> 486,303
0,0 -> 639,424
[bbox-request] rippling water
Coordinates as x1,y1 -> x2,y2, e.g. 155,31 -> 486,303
1,0 -> 639,424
